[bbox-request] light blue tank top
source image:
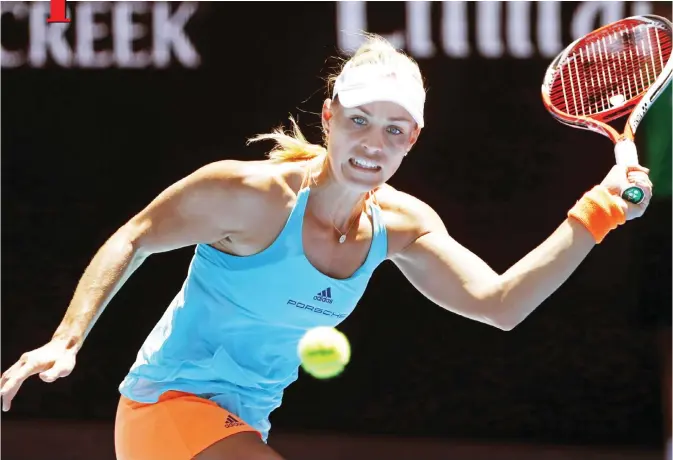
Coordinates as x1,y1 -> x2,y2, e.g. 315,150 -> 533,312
118,186 -> 388,441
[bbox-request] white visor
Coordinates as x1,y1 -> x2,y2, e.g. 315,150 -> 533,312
332,63 -> 426,128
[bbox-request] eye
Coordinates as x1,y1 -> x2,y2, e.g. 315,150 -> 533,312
387,126 -> 403,135
351,116 -> 366,126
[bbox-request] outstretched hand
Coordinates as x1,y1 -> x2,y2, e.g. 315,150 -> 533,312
0,340 -> 77,412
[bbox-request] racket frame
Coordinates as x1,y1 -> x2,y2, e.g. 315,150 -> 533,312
541,14 -> 673,145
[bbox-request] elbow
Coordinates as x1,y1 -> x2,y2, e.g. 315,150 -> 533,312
114,222 -> 150,260
484,310 -> 519,331
488,279 -> 526,331
492,319 -> 518,332
482,289 -> 522,332
487,300 -> 536,331
469,281 -> 521,331
465,300 -> 520,331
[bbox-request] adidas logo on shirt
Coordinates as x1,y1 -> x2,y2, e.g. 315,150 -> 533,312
224,414 -> 244,429
313,287 -> 333,304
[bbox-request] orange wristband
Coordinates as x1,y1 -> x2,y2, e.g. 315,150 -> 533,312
568,185 -> 626,243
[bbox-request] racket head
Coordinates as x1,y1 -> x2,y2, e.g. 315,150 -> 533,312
541,14 -> 673,142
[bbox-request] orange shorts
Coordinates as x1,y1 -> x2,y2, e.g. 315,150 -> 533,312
114,391 -> 261,460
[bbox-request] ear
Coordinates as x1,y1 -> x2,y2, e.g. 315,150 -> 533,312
406,126 -> 422,152
321,98 -> 333,133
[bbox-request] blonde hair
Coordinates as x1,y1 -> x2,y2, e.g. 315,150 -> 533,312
246,34 -> 424,163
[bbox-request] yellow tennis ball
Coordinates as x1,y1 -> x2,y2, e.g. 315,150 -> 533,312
297,327 -> 351,379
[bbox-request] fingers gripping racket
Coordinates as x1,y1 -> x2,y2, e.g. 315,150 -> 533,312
542,14 -> 672,204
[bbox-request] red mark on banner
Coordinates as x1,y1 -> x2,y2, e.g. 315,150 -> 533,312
47,0 -> 70,23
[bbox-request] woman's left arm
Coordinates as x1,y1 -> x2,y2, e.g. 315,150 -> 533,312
389,166 -> 651,331
391,210 -> 595,331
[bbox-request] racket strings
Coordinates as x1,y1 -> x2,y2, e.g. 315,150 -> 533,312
550,23 -> 672,119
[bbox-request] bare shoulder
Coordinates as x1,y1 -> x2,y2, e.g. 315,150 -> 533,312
194,158 -> 306,251
373,184 -> 447,256
193,159 -> 295,195
190,158 -> 302,212
126,158 -> 305,254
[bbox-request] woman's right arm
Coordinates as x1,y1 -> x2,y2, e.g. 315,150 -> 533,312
0,160 -> 259,411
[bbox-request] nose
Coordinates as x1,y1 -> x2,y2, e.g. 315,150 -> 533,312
361,130 -> 385,155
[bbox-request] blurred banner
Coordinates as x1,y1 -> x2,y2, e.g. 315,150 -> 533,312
1,1 -> 671,455
0,1 -> 663,67
1,1 -> 200,68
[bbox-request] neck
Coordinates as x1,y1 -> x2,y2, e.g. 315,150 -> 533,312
304,158 -> 369,231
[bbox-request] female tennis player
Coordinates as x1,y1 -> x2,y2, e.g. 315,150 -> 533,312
1,35 -> 653,460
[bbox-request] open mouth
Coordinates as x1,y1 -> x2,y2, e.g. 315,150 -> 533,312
349,158 -> 381,172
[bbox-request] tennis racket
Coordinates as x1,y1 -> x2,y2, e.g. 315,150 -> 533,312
542,14 -> 672,205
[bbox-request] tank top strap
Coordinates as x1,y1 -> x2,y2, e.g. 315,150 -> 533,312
362,199 -> 389,269
274,186 -> 310,254
285,187 -> 310,230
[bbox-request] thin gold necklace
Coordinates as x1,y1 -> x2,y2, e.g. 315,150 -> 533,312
334,213 -> 360,244
308,162 -> 363,244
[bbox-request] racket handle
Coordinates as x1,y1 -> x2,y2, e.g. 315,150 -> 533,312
614,139 -> 646,205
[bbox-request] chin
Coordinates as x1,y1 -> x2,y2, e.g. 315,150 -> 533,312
348,178 -> 384,193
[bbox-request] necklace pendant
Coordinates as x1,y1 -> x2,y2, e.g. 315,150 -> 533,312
338,234 -> 347,244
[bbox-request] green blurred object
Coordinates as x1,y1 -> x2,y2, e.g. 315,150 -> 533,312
642,84 -> 672,198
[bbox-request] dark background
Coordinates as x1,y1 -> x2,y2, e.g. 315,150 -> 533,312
2,0 -> 671,453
